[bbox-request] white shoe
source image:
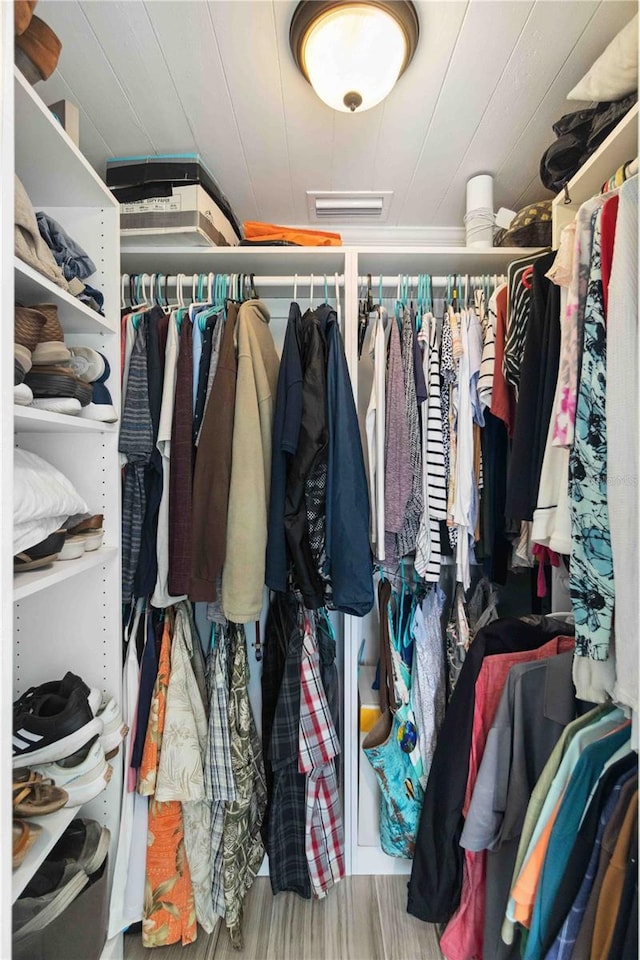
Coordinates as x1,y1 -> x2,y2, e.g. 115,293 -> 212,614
14,383 -> 33,406
79,402 -> 118,423
95,697 -> 128,759
30,397 -> 81,416
31,738 -> 113,807
57,535 -> 86,561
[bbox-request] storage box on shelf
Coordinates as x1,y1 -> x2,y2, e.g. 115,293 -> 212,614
10,66 -> 123,959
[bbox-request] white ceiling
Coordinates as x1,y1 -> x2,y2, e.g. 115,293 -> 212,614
35,0 -> 637,235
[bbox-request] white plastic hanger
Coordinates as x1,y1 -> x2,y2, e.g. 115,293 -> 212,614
335,272 -> 341,325
310,273 -> 314,308
293,273 -> 298,302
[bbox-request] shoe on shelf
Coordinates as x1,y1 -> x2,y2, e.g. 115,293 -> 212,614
68,346 -> 105,384
14,383 -> 33,406
83,529 -> 104,553
29,397 -> 81,416
15,305 -> 46,354
12,686 -> 104,768
14,672 -> 126,760
12,819 -> 42,870
14,1 -> 38,38
29,305 -> 71,365
14,528 -> 66,571
14,671 -> 101,717
79,354 -> 117,423
67,514 -> 103,536
14,14 -> 62,86
13,861 -> 88,941
57,534 -> 86,561
30,738 -> 112,807
13,777 -> 68,817
25,365 -> 93,406
49,818 -> 110,876
15,345 -> 32,383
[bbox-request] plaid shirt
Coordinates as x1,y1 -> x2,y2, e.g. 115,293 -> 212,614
267,616 -> 311,898
298,615 -> 345,898
205,626 -> 236,919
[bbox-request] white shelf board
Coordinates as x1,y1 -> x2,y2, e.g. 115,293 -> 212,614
356,246 -> 545,274
14,405 -> 117,434
15,259 -> 117,335
552,104 -> 638,247
12,805 -> 80,902
554,103 -> 638,209
121,244 -> 348,276
14,547 -> 118,602
14,67 -> 116,209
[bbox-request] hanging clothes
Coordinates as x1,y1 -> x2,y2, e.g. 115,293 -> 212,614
139,612 -> 197,948
222,301 -> 279,623
120,319 -> 154,605
266,303 -> 303,592
324,306 -> 374,615
384,317 -> 411,561
396,306 -> 423,558
222,624 -> 267,947
414,313 -> 446,583
190,303 -> 239,602
365,307 -> 388,563
168,317 -> 194,597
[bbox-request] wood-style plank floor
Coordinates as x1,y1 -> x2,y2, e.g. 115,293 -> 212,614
124,877 -> 444,960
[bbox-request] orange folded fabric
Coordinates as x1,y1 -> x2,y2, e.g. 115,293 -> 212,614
243,221 -> 342,246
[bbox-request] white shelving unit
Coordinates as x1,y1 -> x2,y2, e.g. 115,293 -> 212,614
120,241 -> 540,879
6,55 -> 123,960
552,103 -> 638,248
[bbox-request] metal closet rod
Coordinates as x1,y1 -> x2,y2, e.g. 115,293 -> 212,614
357,275 -> 506,286
122,273 -> 345,287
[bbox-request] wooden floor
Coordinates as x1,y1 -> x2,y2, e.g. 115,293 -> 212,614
124,876 -> 444,960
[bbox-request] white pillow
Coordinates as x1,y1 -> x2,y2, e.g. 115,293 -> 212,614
568,14 -> 638,102
14,448 -> 88,532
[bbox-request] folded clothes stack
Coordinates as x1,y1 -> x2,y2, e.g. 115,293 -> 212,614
15,175 -> 105,316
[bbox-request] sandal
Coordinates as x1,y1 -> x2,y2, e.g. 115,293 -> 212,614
14,529 -> 67,571
13,819 -> 42,869
13,777 -> 68,817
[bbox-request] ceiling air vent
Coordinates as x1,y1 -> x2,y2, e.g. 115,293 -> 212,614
306,191 -> 393,222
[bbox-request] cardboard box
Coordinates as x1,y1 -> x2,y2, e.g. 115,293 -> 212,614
119,183 -> 240,248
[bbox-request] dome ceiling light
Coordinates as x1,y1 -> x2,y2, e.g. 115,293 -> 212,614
290,1 -> 419,113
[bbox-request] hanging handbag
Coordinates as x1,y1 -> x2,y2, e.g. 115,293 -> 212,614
362,579 -> 424,859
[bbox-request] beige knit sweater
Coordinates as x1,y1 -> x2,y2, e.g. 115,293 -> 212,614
222,299 -> 279,623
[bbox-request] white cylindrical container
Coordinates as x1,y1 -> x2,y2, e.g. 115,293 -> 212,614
465,173 -> 494,248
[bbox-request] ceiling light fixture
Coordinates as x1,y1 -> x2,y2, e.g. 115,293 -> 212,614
290,1 -> 419,113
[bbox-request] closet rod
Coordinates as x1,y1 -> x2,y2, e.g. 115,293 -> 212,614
357,275 -> 505,287
122,273 -> 344,287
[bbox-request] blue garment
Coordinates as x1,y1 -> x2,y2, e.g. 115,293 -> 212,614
569,209 -> 614,659
191,308 -> 205,413
130,608 -> 159,769
325,307 -> 374,616
524,721 -> 631,960
36,211 -> 96,281
545,766 -> 637,960
266,303 -> 303,592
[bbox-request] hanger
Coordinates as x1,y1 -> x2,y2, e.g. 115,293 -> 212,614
293,273 -> 298,302
335,272 -> 342,326
121,273 -> 128,310
310,273 -> 314,308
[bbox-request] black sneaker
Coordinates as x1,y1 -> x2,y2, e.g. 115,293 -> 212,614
13,860 -> 88,942
13,672 -> 101,717
13,687 -> 103,768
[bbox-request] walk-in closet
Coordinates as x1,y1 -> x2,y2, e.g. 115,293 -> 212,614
2,2 -> 638,958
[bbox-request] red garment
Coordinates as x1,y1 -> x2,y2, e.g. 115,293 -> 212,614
439,634 -> 575,960
600,194 -> 620,318
490,285 -> 515,437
